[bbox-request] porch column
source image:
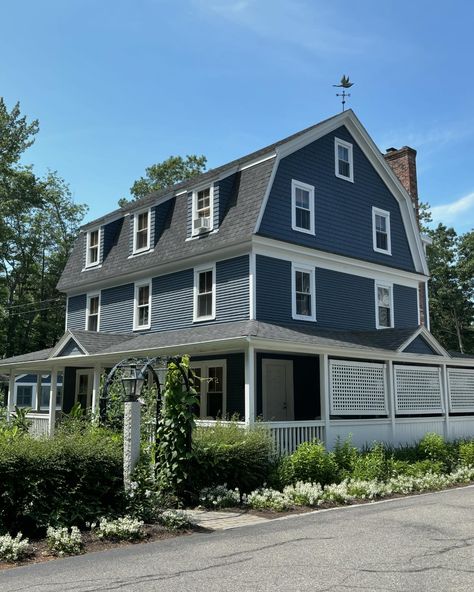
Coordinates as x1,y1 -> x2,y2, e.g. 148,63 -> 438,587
48,369 -> 58,437
7,370 -> 15,421
441,364 -> 450,440
386,360 -> 396,440
244,344 -> 256,425
35,374 -> 42,412
91,364 -> 102,422
320,354 -> 331,446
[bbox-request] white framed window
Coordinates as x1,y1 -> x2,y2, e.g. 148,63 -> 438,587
86,293 -> 100,332
39,382 -> 63,410
291,263 -> 316,321
291,180 -> 315,235
375,282 -> 394,329
192,186 -> 213,235
372,207 -> 391,255
194,264 -> 216,321
134,281 -> 151,330
133,209 -> 151,253
334,137 -> 354,182
191,360 -> 226,419
85,228 -> 100,267
15,384 -> 34,408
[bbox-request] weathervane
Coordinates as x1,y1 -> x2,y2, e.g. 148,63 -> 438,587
333,75 -> 354,112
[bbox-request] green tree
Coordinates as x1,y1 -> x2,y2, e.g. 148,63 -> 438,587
120,154 -> 207,206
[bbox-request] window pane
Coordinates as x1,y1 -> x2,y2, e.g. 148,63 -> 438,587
378,287 -> 390,307
296,208 -> 310,230
378,306 -> 390,327
198,293 -> 212,317
139,285 -> 149,305
296,271 -> 310,294
89,296 -> 99,315
376,232 -> 388,251
338,160 -> 350,177
89,230 -> 98,247
17,385 -> 33,407
207,393 -> 223,418
138,306 -> 149,326
375,214 -> 386,233
296,293 -> 311,316
40,385 -> 50,408
338,145 -> 349,161
138,212 -> 148,231
295,187 -> 309,209
88,314 -> 98,332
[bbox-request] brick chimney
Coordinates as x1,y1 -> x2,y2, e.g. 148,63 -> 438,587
383,146 -> 427,327
383,146 -> 419,220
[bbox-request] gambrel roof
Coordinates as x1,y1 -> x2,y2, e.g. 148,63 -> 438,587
58,110 -> 428,294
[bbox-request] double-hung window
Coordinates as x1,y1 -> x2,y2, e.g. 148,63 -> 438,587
191,360 -> 226,419
292,264 -> 316,321
86,294 -> 100,332
291,180 -> 315,234
194,265 -> 215,321
372,207 -> 391,254
134,281 -> 151,330
192,187 -> 213,235
86,229 -> 100,267
133,209 -> 151,253
375,283 -> 394,329
335,138 -> 354,182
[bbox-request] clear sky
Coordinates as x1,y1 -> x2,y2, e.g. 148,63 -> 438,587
2,0 -> 473,233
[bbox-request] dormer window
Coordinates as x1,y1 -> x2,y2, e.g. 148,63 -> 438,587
335,138 -> 354,182
133,209 -> 151,253
192,187 -> 213,235
86,229 -> 100,267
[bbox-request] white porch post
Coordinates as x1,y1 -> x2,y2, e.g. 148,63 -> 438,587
91,364 -> 102,422
48,369 -> 58,437
441,364 -> 450,440
320,354 -> 330,447
7,370 -> 15,421
36,374 -> 42,412
244,343 -> 256,425
387,360 -> 396,440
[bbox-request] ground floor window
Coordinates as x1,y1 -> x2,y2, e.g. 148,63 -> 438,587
39,383 -> 63,410
16,385 -> 33,408
191,360 -> 226,419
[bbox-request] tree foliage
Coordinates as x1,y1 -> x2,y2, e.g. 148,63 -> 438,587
120,154 -> 207,206
0,98 -> 87,358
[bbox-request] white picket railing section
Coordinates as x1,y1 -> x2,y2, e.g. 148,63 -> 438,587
28,414 -> 50,437
263,421 -> 326,455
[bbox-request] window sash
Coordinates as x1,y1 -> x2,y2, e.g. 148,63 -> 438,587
135,284 -> 150,328
195,269 -> 214,320
16,385 -> 33,407
294,269 -> 314,319
373,210 -> 390,253
135,211 -> 150,251
335,139 -> 353,181
87,230 -> 99,265
377,286 -> 392,328
87,296 -> 100,331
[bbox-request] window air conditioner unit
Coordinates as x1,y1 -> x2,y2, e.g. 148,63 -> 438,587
193,216 -> 211,233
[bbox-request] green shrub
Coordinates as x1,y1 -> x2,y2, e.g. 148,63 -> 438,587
459,441 -> 474,466
190,422 -> 275,496
391,459 -> 444,477
278,440 -> 339,487
351,443 -> 393,481
332,436 -> 359,478
0,428 -> 124,535
417,433 -> 447,464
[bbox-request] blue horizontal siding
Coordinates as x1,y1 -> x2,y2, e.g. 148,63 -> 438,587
258,125 -> 416,272
152,269 -> 194,331
103,218 -> 123,259
256,255 -> 419,330
404,335 -> 439,355
67,294 -> 86,330
58,339 -> 84,357
100,283 -> 134,332
216,256 -> 249,322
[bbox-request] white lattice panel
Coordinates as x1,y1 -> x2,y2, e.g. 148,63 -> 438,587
329,360 -> 387,415
448,368 -> 474,412
394,365 -> 443,414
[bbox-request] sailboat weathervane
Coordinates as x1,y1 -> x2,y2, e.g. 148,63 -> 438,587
333,75 -> 354,112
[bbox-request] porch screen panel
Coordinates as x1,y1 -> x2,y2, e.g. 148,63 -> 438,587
394,365 -> 442,414
329,360 -> 387,415
448,368 -> 474,412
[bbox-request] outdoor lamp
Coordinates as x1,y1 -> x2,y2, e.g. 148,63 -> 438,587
121,364 -> 145,402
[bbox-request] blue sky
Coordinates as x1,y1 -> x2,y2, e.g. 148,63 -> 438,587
2,0 -> 473,233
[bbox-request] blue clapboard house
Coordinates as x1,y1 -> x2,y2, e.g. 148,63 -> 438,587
2,110 -> 474,451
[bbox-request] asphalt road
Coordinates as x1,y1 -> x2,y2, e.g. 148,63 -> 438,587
2,486 -> 474,592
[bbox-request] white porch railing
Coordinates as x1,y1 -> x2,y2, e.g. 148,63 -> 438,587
264,421 -> 325,455
28,414 -> 50,437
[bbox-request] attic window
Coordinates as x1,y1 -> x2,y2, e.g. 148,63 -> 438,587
192,187 -> 213,235
86,229 -> 100,267
291,180 -> 315,235
335,138 -> 354,182
133,209 -> 151,253
372,207 -> 391,255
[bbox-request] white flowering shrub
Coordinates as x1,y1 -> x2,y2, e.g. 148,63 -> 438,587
283,482 -> 324,506
0,532 -> 30,562
95,516 -> 144,541
158,510 -> 195,531
199,484 -> 241,509
46,526 -> 83,556
243,488 -> 292,511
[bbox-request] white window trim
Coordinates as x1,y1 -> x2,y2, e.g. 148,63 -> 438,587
291,262 -> 316,322
191,185 -> 214,236
15,380 -> 63,411
372,207 -> 392,255
193,263 -> 216,322
375,281 -> 394,329
85,228 -> 101,268
75,369 -> 94,407
334,137 -> 354,182
85,292 -> 101,332
291,179 -> 315,235
190,359 -> 227,419
132,208 -> 151,254
133,280 -> 152,330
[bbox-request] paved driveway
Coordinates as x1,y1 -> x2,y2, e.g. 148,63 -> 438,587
2,486 -> 474,592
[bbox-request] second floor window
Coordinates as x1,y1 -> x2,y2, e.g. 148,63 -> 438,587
133,210 -> 150,253
86,294 -> 100,332
335,138 -> 354,182
86,229 -> 100,267
194,266 -> 215,321
291,180 -> 315,235
376,284 -> 393,328
292,264 -> 316,321
192,187 -> 213,235
134,282 -> 151,329
372,208 -> 391,254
